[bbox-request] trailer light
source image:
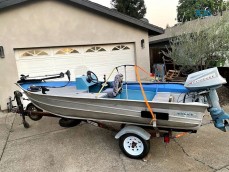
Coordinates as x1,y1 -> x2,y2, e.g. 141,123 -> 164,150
164,134 -> 170,143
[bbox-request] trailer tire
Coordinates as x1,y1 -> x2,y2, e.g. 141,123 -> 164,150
26,103 -> 43,121
59,118 -> 81,128
119,133 -> 150,159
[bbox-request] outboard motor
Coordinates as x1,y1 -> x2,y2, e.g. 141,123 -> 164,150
185,67 -> 229,132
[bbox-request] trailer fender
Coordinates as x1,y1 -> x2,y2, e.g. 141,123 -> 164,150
115,125 -> 151,140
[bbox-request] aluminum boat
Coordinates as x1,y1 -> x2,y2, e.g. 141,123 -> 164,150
16,66 -> 229,132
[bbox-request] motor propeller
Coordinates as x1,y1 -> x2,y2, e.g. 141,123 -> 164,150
65,70 -> 71,81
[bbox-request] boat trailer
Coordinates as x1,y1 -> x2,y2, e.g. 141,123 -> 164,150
10,90 -> 189,159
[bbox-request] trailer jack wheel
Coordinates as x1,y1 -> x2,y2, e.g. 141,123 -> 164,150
23,120 -> 30,128
59,118 -> 81,128
119,133 -> 150,159
26,103 -> 43,121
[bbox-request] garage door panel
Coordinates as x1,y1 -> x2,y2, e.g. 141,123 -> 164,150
15,43 -> 136,81
84,53 -> 112,65
17,59 -> 55,76
52,57 -> 83,69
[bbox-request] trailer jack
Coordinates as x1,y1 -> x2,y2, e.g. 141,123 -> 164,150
14,91 -> 30,128
13,90 -> 56,128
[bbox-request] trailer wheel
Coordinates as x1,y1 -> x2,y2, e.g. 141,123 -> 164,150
59,118 -> 81,128
119,133 -> 150,159
26,103 -> 43,121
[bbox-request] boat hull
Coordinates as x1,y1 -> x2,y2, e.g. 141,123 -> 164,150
25,91 -> 208,131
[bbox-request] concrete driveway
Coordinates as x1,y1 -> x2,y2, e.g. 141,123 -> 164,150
0,107 -> 229,172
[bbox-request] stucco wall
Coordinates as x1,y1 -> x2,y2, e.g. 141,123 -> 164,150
0,0 -> 150,110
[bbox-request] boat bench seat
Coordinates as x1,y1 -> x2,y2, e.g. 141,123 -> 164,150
76,93 -> 108,98
103,88 -> 115,98
152,92 -> 173,102
46,86 -> 87,96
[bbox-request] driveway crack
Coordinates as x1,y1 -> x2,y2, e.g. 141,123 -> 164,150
0,114 -> 16,162
201,121 -> 213,126
173,139 -> 216,171
8,122 -> 88,143
216,164 -> 229,171
119,152 -> 127,172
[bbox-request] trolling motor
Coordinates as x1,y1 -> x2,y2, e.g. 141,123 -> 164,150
12,70 -> 71,127
17,71 -> 69,83
17,70 -> 71,94
185,67 -> 229,132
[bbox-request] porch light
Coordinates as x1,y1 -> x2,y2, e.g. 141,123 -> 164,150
141,39 -> 145,48
0,46 -> 4,58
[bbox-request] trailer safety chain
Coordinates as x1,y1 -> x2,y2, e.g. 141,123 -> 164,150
173,132 -> 188,139
134,65 -> 157,127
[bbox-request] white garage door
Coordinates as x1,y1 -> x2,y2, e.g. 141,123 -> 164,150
15,43 -> 136,81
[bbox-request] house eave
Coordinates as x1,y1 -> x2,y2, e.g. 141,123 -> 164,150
0,0 -> 164,35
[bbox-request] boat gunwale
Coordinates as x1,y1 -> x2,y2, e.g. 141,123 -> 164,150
18,87 -> 208,108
